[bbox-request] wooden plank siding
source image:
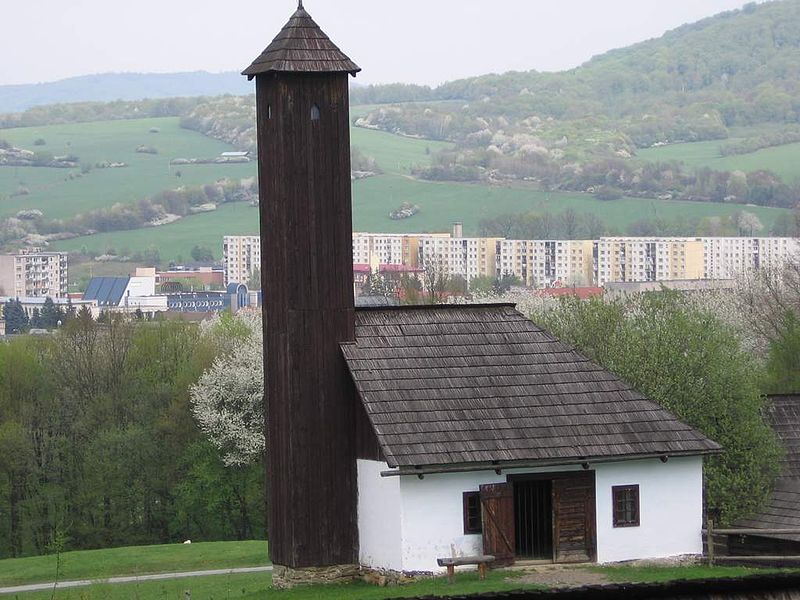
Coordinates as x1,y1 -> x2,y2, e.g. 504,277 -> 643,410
553,473 -> 597,563
257,69 -> 359,568
480,483 -> 515,565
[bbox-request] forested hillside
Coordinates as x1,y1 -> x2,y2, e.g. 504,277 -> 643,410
354,1 -> 800,142
176,1 -> 800,219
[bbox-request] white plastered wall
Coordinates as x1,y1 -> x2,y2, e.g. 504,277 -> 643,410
594,456 -> 704,563
357,460 -> 403,570
357,457 -> 704,573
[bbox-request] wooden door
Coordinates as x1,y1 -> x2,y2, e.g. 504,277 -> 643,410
552,472 -> 596,563
480,483 -> 515,564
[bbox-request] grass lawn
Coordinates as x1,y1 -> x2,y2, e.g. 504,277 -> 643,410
592,564 -> 795,583
636,139 -> 800,183
6,563 -> 798,599
5,570 -> 538,599
0,118 -> 255,220
0,541 -> 268,587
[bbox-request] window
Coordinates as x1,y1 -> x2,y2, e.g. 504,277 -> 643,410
463,491 -> 482,534
311,104 -> 320,121
612,485 -> 640,527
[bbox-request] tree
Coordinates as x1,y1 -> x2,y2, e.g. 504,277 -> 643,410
735,211 -> 764,236
362,273 -> 396,299
39,297 -> 63,329
190,313 -> 264,466
3,300 -> 28,334
248,267 -> 261,291
191,245 -> 215,263
763,312 -> 800,394
734,256 -> 800,354
536,292 -> 781,525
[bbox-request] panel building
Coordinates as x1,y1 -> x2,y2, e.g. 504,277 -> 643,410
0,248 -> 68,298
594,238 -> 705,286
223,235 -> 261,286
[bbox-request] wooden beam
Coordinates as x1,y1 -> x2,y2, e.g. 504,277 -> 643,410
704,528 -> 800,535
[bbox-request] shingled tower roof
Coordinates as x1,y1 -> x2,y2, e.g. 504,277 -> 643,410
242,2 -> 361,79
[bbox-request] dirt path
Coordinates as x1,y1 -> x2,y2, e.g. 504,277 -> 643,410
512,566 -> 609,588
0,566 -> 273,596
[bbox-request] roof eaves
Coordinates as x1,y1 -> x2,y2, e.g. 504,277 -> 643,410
379,447 -> 724,477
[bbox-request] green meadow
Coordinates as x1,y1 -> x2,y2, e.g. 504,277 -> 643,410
637,138 -> 800,183
0,117 -> 254,219
53,174 -> 789,263
0,541 -> 268,587
1,114 -> 792,264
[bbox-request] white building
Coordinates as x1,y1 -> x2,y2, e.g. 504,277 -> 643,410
498,240 -> 594,288
0,248 -> 68,298
223,236 -> 261,286
703,237 -> 800,280
343,304 -> 719,573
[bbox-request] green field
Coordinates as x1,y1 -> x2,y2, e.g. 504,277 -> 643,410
637,138 -> 800,183
53,174 -> 789,263
55,202 -> 260,262
0,541 -> 268,587
3,114 -> 793,264
0,117 -> 254,219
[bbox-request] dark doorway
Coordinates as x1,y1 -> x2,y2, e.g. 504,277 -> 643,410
514,480 -> 553,559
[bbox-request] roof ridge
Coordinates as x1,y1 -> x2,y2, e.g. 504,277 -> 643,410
355,302 -> 518,312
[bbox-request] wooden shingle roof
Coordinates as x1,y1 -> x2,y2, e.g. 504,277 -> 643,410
341,304 -> 721,472
734,395 -> 800,540
242,4 -> 360,79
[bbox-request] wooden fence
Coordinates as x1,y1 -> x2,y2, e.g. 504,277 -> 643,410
704,520 -> 800,565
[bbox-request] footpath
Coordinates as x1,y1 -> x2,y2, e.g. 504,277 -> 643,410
0,565 -> 273,595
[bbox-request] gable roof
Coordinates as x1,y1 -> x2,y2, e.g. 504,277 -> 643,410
341,304 -> 721,472
734,394 -> 800,540
83,277 -> 130,307
242,6 -> 360,79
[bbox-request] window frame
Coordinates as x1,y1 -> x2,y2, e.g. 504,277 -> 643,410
462,491 -> 482,534
612,484 -> 640,528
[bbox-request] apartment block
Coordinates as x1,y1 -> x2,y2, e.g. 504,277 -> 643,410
0,248 -> 68,298
224,232 -> 799,290
703,237 -> 800,280
498,240 -> 593,288
417,235 -> 500,281
594,238 -> 705,286
223,236 -> 261,286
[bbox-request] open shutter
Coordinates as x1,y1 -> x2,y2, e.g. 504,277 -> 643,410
480,483 -> 515,565
552,472 -> 596,563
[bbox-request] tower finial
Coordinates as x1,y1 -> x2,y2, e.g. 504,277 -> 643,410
298,0 -> 303,8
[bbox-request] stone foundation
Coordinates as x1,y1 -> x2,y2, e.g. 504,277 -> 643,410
361,567 -> 419,587
271,564 -> 361,589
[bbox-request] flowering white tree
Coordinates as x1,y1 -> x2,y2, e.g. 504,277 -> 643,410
191,313 -> 264,466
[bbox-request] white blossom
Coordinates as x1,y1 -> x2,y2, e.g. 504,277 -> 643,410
191,313 -> 264,466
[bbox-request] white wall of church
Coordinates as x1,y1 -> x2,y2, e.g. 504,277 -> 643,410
594,456 -> 704,563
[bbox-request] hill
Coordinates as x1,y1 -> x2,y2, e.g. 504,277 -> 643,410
0,71 -> 251,113
351,1 -> 800,209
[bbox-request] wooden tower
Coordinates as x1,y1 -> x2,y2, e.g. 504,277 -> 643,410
243,3 -> 361,571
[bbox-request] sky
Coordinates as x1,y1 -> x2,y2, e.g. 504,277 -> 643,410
1,0 -> 763,87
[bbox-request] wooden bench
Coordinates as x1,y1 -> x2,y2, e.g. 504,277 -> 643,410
436,555 -> 495,583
